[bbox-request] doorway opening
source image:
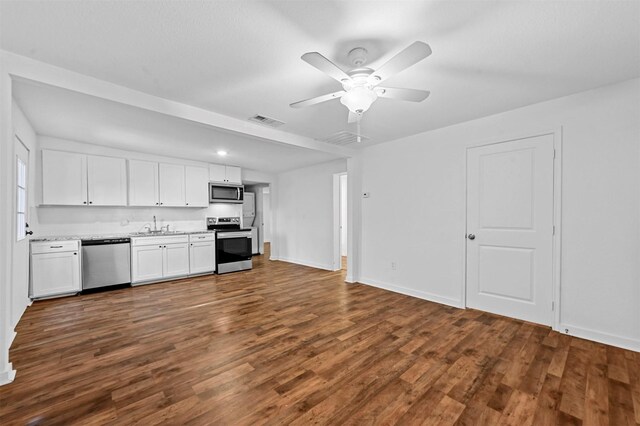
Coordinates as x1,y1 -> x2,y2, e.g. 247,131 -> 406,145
242,183 -> 271,258
333,172 -> 348,272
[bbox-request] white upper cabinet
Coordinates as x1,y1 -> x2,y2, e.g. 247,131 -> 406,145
209,164 -> 242,185
87,155 -> 127,206
185,166 -> 209,207
129,160 -> 160,206
209,164 -> 226,183
159,163 -> 186,206
42,150 -> 126,206
225,166 -> 242,185
42,150 -> 88,205
43,149 -> 213,208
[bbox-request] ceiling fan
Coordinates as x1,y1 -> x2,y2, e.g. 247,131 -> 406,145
290,41 -> 432,125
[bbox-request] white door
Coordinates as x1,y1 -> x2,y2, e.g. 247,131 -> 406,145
129,160 -> 160,206
159,163 -> 186,206
87,155 -> 127,206
131,245 -> 164,283
42,150 -> 87,205
466,134 -> 555,326
189,241 -> 215,274
185,166 -> 209,207
13,137 -> 31,325
164,243 -> 190,278
31,251 -> 81,298
225,166 -> 242,184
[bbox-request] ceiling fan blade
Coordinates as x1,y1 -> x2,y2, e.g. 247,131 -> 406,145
376,87 -> 430,102
370,41 -> 432,84
301,52 -> 352,83
347,111 -> 361,124
290,90 -> 345,108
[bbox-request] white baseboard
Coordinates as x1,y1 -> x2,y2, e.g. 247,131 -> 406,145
276,257 -> 334,271
558,323 -> 640,353
358,277 -> 464,309
345,274 -> 355,283
0,363 -> 16,386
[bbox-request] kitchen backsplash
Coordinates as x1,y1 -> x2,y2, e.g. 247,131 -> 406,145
33,203 -> 241,236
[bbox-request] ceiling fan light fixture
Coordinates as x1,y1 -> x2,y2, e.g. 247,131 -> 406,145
340,86 -> 378,114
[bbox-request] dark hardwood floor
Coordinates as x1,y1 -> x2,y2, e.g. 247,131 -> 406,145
1,245 -> 639,425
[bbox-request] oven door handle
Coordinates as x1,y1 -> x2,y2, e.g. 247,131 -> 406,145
217,232 -> 251,239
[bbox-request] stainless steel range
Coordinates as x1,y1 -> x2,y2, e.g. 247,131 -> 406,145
207,217 -> 253,274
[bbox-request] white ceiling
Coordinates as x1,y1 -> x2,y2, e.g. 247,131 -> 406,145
1,0 -> 639,147
12,80 -> 342,173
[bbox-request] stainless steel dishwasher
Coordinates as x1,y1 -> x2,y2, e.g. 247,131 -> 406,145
81,237 -> 131,290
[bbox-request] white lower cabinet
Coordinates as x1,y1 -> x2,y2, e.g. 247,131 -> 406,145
189,233 -> 216,275
31,241 -> 81,298
131,234 -> 211,284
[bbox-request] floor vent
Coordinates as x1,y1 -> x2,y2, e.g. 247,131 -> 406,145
319,131 -> 369,146
248,115 -> 285,128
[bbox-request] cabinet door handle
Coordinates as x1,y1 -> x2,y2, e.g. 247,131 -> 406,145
155,202 -> 159,205
83,201 -> 87,204
50,245 -> 63,248
74,252 -> 77,255
89,201 -> 93,204
159,246 -> 162,248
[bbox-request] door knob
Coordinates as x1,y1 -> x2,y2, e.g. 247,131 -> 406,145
468,234 -> 476,240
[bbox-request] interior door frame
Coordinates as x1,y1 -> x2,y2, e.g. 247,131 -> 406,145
462,127 -> 563,331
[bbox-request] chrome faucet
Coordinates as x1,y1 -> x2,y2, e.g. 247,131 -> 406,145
153,215 -> 158,232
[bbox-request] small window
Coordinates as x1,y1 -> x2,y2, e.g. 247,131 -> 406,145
16,157 -> 26,241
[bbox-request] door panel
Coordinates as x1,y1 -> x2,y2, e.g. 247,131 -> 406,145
159,163 -> 186,206
164,243 -> 190,278
131,246 -> 163,283
87,155 -> 127,206
189,242 -> 215,274
185,166 -> 209,207
225,166 -> 242,185
466,134 -> 554,326
31,252 -> 81,298
209,164 -> 226,183
42,150 -> 87,205
129,160 -> 159,206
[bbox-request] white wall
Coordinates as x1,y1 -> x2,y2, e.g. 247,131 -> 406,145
275,159 -> 347,270
358,78 -> 640,351
35,136 -> 242,236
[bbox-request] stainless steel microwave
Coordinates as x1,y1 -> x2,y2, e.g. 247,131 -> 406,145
209,183 -> 244,204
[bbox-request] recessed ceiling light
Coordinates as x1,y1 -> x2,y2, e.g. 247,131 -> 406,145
217,150 -> 227,156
